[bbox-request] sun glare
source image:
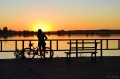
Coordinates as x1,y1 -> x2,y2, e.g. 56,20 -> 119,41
33,24 -> 51,32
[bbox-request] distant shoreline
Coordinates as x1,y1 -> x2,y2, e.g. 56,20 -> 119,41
1,28 -> 120,39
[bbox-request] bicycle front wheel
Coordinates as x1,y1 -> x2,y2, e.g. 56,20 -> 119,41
42,47 -> 54,59
24,48 -> 35,59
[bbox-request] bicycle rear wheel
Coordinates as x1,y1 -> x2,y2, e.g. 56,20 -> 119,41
42,47 -> 54,59
24,48 -> 35,59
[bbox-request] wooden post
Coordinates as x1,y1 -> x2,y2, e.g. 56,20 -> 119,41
82,40 -> 84,50
106,40 -> 108,49
69,40 -> 71,63
94,40 -> 96,47
100,40 -> 103,58
50,40 -> 52,58
22,40 -> 25,58
69,40 -> 71,52
76,40 -> 78,58
0,41 -> 2,51
95,40 -> 97,63
15,40 -> 17,50
118,40 -> 120,49
22,40 -> 24,50
56,40 -> 58,50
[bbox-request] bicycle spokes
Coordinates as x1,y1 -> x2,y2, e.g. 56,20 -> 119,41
24,48 -> 35,59
23,46 -> 54,59
42,47 -> 54,59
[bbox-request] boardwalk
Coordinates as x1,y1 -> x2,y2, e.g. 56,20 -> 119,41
0,57 -> 120,79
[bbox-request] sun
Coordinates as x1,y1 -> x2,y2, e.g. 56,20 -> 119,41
33,24 -> 51,32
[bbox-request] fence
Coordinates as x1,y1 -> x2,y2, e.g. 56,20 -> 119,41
0,39 -> 120,57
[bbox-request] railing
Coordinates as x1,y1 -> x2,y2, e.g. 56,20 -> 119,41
0,39 -> 120,57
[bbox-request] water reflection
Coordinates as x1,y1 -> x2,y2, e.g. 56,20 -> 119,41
1,33 -> 120,40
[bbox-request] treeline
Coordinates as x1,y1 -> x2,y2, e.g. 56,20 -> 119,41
0,27 -> 120,39
50,29 -> 120,35
0,27 -> 37,38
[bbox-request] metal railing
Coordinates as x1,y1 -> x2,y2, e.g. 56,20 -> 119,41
0,39 -> 120,57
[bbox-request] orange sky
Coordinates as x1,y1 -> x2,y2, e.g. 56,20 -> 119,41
0,0 -> 120,31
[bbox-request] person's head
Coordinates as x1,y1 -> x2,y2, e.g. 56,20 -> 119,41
38,29 -> 42,34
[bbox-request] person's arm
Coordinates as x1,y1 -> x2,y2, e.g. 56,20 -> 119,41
44,34 -> 48,40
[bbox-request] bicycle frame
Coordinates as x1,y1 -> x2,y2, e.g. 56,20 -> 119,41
24,43 -> 54,59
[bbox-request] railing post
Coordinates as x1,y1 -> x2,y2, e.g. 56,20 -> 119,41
0,41 -> 2,51
69,40 -> 71,52
76,40 -> 78,58
69,40 -> 71,60
100,40 -> 103,58
56,40 -> 58,50
22,40 -> 25,58
95,39 -> 96,48
22,40 -> 24,50
15,40 -> 17,50
106,40 -> 108,49
82,40 -> 84,50
118,40 -> 120,49
50,40 -> 52,58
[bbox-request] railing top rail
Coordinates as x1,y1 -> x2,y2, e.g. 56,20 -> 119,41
0,39 -> 120,41
67,42 -> 100,44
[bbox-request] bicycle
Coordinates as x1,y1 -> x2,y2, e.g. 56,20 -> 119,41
23,43 -> 54,59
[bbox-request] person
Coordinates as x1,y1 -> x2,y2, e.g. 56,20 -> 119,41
37,29 -> 48,58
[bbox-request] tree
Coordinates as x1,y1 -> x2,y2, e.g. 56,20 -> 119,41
3,27 -> 8,32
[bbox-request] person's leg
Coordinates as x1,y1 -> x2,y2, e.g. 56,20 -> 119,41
38,43 -> 42,58
42,44 -> 46,58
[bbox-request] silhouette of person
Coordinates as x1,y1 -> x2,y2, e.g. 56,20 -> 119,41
37,29 -> 48,58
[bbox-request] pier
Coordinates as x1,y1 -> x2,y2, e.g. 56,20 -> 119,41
0,57 -> 120,79
0,39 -> 120,79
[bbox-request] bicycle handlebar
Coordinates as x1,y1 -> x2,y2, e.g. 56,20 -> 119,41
29,43 -> 34,47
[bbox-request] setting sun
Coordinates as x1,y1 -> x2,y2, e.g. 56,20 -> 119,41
33,23 -> 51,32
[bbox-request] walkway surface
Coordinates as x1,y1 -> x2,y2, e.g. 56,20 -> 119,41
0,57 -> 120,79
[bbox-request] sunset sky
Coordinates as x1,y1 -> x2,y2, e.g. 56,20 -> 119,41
0,0 -> 120,31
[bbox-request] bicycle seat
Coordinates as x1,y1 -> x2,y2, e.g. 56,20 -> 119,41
29,43 -> 34,47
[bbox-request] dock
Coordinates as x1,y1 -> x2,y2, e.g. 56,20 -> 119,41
0,57 -> 120,79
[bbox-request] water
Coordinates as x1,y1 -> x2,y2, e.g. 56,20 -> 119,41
0,34 -> 120,59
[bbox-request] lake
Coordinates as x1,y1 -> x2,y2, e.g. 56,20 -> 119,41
0,34 -> 120,59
